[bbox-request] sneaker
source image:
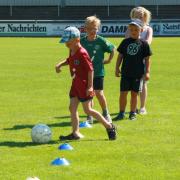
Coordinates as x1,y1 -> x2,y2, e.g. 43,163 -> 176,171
139,108 -> 147,115
113,112 -> 125,121
129,112 -> 136,120
106,123 -> 117,140
86,115 -> 93,124
59,133 -> 83,141
103,114 -> 112,123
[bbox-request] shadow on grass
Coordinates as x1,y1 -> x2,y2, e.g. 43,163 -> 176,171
53,115 -> 70,119
0,140 -> 59,148
3,122 -> 71,131
3,112 -> 119,131
54,113 -> 119,119
0,138 -> 111,147
60,138 -> 109,143
54,115 -> 87,119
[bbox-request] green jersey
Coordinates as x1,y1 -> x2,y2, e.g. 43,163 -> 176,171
80,35 -> 114,77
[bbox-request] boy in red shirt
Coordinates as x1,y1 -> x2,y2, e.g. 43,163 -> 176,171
55,26 -> 116,140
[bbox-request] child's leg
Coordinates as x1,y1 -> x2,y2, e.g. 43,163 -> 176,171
120,91 -> 128,112
86,77 -> 109,123
86,99 -> 94,124
95,90 -> 111,118
113,91 -> 128,120
140,83 -> 147,109
130,91 -> 138,112
59,97 -> 83,140
69,97 -> 81,136
129,91 -> 138,120
82,100 -> 112,129
93,77 -> 109,116
82,100 -> 116,140
95,90 -> 107,111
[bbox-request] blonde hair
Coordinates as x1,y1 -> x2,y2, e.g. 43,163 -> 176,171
85,15 -> 101,28
130,6 -> 151,25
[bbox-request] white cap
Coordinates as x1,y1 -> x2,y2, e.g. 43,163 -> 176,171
129,19 -> 143,28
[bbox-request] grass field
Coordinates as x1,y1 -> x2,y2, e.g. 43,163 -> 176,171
0,37 -> 180,180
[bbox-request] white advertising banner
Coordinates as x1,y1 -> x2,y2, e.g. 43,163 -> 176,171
0,21 -> 180,36
0,23 -> 47,36
151,22 -> 180,35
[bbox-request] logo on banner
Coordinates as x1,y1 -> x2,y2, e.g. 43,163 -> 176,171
152,24 -> 160,33
163,23 -> 180,34
101,25 -> 127,35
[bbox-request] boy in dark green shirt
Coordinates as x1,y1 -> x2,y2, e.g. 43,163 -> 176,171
81,15 -> 115,124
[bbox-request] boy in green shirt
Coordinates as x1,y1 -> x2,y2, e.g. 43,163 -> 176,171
81,16 -> 115,123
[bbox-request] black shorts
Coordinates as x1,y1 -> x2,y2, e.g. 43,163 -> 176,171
70,95 -> 93,102
120,76 -> 143,93
93,76 -> 104,90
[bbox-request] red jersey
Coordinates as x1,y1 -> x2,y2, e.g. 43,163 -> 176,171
67,47 -> 93,81
66,47 -> 94,101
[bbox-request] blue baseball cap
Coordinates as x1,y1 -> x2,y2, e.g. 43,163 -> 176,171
129,19 -> 143,28
60,26 -> 80,43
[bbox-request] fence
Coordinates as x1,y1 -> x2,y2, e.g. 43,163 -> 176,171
1,0 -> 180,6
0,0 -> 180,20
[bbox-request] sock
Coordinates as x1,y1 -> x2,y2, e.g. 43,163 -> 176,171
102,109 -> 109,116
120,111 -> 125,115
130,111 -> 136,115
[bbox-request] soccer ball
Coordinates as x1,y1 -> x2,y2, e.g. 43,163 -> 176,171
31,124 -> 52,143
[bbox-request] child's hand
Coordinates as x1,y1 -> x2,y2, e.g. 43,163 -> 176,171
86,87 -> 94,97
144,72 -> 150,81
115,69 -> 121,77
55,65 -> 61,73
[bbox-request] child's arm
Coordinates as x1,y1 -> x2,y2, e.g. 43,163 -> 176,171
55,59 -> 68,73
104,48 -> 115,64
144,56 -> 150,81
86,70 -> 94,97
115,53 -> 123,77
144,27 -> 153,45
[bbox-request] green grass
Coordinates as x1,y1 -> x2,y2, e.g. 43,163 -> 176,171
0,37 -> 179,180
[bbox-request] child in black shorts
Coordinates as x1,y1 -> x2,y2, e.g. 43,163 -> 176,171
114,19 -> 152,120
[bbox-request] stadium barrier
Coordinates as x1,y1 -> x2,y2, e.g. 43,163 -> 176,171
0,20 -> 180,37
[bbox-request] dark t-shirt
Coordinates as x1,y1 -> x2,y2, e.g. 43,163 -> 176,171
117,38 -> 152,78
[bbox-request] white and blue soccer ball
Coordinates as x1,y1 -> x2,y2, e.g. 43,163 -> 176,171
31,124 -> 52,143
26,177 -> 40,180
